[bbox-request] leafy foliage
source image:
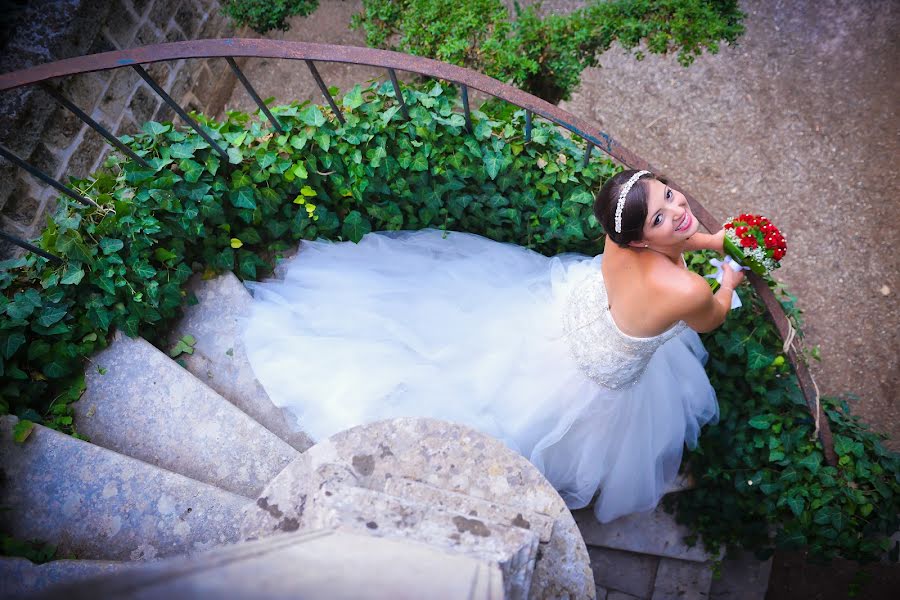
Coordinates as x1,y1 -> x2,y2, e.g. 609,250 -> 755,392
351,0 -> 746,103
223,0 -> 320,34
1,80 -> 896,565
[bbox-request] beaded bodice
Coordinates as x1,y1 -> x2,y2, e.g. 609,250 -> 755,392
562,271 -> 687,389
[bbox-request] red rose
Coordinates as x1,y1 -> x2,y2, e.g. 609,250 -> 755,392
773,248 -> 785,260
741,236 -> 758,249
736,226 -> 749,236
765,236 -> 778,249
724,222 -> 734,229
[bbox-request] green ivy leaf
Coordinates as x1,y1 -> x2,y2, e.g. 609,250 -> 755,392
299,105 -> 326,127
1,332 -> 26,359
797,452 -> 823,474
483,152 -> 503,180
342,85 -> 364,110
35,306 -> 67,328
748,415 -> 773,430
231,188 -> 257,210
786,495 -> 805,517
99,238 -> 125,255
341,210 -> 372,243
13,419 -> 34,443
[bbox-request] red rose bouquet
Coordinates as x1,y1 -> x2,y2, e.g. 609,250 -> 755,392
722,213 -> 787,276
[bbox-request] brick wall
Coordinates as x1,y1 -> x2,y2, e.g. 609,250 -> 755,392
0,0 -> 242,259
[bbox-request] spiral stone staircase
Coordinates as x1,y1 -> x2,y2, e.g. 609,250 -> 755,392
0,267 -> 773,599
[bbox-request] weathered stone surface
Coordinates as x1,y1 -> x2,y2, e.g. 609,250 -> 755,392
651,558 -> 713,600
38,529 -> 505,600
72,331 -> 299,498
309,485 -> 538,600
241,418 -> 595,600
169,272 -> 313,452
0,416 -> 249,561
607,591 -> 643,600
574,504 -> 723,563
708,550 -> 772,600
587,546 -> 659,599
0,557 -> 130,600
384,476 -> 555,542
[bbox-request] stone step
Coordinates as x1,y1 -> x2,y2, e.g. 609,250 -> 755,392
0,557 -> 130,600
383,476 -> 555,543
168,272 -> 313,453
709,549 -> 773,600
0,416 -> 250,562
308,484 -> 539,600
36,529 -> 505,600
241,418 -> 596,599
574,504 -> 724,563
72,331 -> 299,498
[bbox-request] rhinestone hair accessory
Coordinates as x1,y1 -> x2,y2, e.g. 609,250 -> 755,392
614,170 -> 651,234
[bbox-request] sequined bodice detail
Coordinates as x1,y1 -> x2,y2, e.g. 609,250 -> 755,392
562,272 -> 687,389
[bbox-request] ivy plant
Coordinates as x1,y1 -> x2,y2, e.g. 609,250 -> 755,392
352,0 -> 746,103
0,80 -> 896,566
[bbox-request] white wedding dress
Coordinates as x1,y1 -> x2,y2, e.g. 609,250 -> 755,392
241,229 -> 718,522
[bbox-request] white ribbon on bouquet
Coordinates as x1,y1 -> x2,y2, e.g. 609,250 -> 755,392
706,256 -> 749,309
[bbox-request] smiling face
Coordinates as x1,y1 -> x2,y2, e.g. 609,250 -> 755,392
631,179 -> 700,248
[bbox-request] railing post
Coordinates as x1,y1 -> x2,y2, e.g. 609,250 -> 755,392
524,110 -> 533,142
582,143 -> 593,168
305,60 -> 345,125
460,84 -> 472,134
387,68 -> 410,121
0,230 -> 63,263
131,64 -> 229,161
226,57 -> 284,133
41,83 -> 151,169
0,143 -> 98,208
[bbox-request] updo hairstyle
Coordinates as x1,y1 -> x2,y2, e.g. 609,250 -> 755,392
593,170 -> 667,248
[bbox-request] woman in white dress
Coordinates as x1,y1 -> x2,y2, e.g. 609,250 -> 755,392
242,170 -> 745,523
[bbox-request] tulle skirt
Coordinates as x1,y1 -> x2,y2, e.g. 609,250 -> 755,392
241,230 -> 718,522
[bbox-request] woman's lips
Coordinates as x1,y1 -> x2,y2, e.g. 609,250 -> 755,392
676,212 -> 692,232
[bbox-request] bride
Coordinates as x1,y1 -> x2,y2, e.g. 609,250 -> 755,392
241,170 -> 745,523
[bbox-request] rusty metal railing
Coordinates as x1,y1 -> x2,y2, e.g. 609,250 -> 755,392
0,39 -> 836,464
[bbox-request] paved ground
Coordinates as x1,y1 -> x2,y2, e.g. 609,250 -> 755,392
226,0 -> 898,451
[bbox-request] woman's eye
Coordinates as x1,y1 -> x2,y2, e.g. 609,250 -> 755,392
666,189 -> 673,200
654,215 -> 662,226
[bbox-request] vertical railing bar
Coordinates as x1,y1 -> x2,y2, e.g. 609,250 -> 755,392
131,64 -> 229,160
387,68 -> 410,121
0,143 -> 98,208
525,110 -> 533,142
0,230 -> 63,263
41,83 -> 151,169
304,60 -> 345,125
461,84 -> 472,134
582,142 -> 593,168
226,57 -> 284,134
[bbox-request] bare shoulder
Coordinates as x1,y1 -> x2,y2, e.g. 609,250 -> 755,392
648,267 -> 714,319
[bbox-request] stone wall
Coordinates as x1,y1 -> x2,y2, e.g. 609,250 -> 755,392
0,0 -> 241,259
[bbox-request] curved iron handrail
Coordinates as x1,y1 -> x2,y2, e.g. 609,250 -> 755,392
0,39 -> 836,464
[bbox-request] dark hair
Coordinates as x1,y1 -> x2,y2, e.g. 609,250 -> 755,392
593,170 -> 666,247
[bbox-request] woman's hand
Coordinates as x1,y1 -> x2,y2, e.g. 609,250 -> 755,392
720,261 -> 745,290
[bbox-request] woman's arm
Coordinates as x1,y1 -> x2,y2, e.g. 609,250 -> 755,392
683,229 -> 725,253
667,267 -> 743,333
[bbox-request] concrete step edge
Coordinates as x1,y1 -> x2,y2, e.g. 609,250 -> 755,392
168,271 -> 313,452
1,416 -> 250,563
72,331 -> 299,498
